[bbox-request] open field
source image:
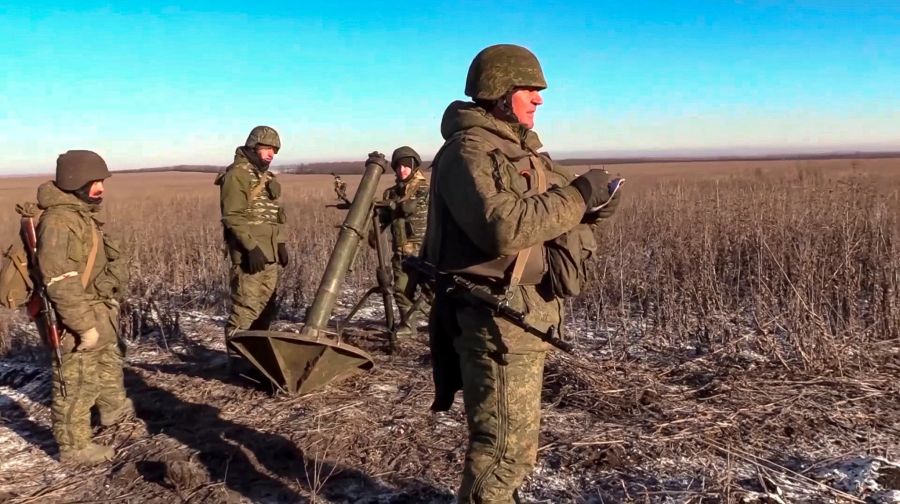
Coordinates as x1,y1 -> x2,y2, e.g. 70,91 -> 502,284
1,158 -> 899,503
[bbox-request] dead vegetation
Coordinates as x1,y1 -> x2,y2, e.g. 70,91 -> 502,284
0,158 -> 899,503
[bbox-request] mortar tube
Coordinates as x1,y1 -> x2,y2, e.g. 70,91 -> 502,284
302,156 -> 386,336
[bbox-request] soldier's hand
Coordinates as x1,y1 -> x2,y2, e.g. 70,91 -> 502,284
366,151 -> 389,171
245,246 -> 268,274
277,243 -> 289,267
398,199 -> 418,215
76,327 -> 100,351
582,177 -> 625,221
571,169 -> 613,212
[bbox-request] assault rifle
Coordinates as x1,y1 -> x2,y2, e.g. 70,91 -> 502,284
403,256 -> 574,353
20,215 -> 67,397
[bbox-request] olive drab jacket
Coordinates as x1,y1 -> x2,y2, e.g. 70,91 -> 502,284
425,101 -> 597,353
36,182 -> 129,349
381,172 -> 429,257
217,147 -> 286,266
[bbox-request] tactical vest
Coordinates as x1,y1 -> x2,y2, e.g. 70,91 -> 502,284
239,164 -> 282,227
386,176 -> 429,257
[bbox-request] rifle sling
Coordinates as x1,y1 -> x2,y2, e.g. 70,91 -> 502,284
249,171 -> 272,201
81,222 -> 99,289
508,156 -> 548,289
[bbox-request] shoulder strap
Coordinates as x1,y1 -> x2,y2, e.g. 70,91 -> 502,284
249,171 -> 272,201
81,223 -> 99,289
507,157 -> 548,290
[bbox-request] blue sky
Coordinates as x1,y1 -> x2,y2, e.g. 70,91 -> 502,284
1,1 -> 898,173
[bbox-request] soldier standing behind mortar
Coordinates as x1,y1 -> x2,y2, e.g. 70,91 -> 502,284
332,173 -> 350,205
37,150 -> 132,464
216,126 -> 288,356
423,45 -> 622,503
372,146 -> 430,336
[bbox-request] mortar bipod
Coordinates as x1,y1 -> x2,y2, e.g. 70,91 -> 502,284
337,201 -> 398,346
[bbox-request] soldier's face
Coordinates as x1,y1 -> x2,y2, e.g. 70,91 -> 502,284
397,165 -> 413,180
256,146 -> 276,164
88,180 -> 105,199
510,88 -> 543,129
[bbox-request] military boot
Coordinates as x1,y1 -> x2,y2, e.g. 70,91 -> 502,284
396,308 -> 419,337
100,397 -> 134,426
395,323 -> 415,337
59,443 -> 114,465
224,327 -> 255,375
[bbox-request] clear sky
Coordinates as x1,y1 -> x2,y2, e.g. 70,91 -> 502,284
1,1 -> 898,173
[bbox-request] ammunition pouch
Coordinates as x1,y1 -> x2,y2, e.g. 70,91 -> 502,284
545,224 -> 596,297
267,178 -> 282,199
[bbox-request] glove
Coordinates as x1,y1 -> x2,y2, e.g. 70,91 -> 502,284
277,243 -> 289,267
244,246 -> 268,274
76,327 -> 100,351
366,151 -> 389,172
570,169 -> 612,210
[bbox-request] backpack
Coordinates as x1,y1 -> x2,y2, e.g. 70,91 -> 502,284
0,203 -> 40,309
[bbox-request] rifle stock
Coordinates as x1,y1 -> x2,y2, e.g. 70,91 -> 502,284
402,256 -> 573,353
21,216 -> 67,397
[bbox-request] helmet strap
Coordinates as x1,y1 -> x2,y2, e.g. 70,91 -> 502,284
481,90 -> 518,124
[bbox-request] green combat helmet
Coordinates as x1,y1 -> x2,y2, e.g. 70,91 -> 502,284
246,125 -> 281,153
391,146 -> 422,171
465,44 -> 547,100
55,150 -> 112,191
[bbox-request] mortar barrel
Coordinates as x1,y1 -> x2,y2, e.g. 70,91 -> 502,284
303,154 -> 386,332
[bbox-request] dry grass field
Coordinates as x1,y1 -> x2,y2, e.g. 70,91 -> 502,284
0,158 -> 898,503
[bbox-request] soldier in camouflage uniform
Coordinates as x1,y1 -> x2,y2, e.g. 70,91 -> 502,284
372,146 -> 430,335
423,45 -> 622,503
37,150 -> 132,464
333,174 -> 349,205
216,126 -> 288,349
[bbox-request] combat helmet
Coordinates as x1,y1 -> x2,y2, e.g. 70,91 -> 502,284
55,150 -> 112,191
245,126 -> 281,153
465,44 -> 547,100
391,146 -> 422,170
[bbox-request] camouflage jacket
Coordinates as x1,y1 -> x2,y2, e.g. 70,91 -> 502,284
217,147 -> 286,265
425,101 -> 588,273
379,172 -> 429,258
36,182 -> 128,345
424,101 -> 594,352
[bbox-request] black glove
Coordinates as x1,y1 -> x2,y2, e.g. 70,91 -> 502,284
570,169 -> 612,211
366,151 -> 389,172
245,246 -> 267,274
277,243 -> 289,267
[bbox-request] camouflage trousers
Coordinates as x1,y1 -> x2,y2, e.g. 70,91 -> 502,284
392,259 -> 430,329
456,349 -> 546,504
226,262 -> 279,336
51,342 -> 127,451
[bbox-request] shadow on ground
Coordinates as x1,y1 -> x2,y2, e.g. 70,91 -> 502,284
125,366 -> 452,503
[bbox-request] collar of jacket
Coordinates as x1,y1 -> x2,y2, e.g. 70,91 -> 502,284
440,100 -> 544,160
398,170 -> 427,188
234,146 -> 271,174
36,181 -> 103,223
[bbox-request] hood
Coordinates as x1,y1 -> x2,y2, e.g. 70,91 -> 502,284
37,180 -> 97,213
235,146 -> 269,172
439,100 -> 544,152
